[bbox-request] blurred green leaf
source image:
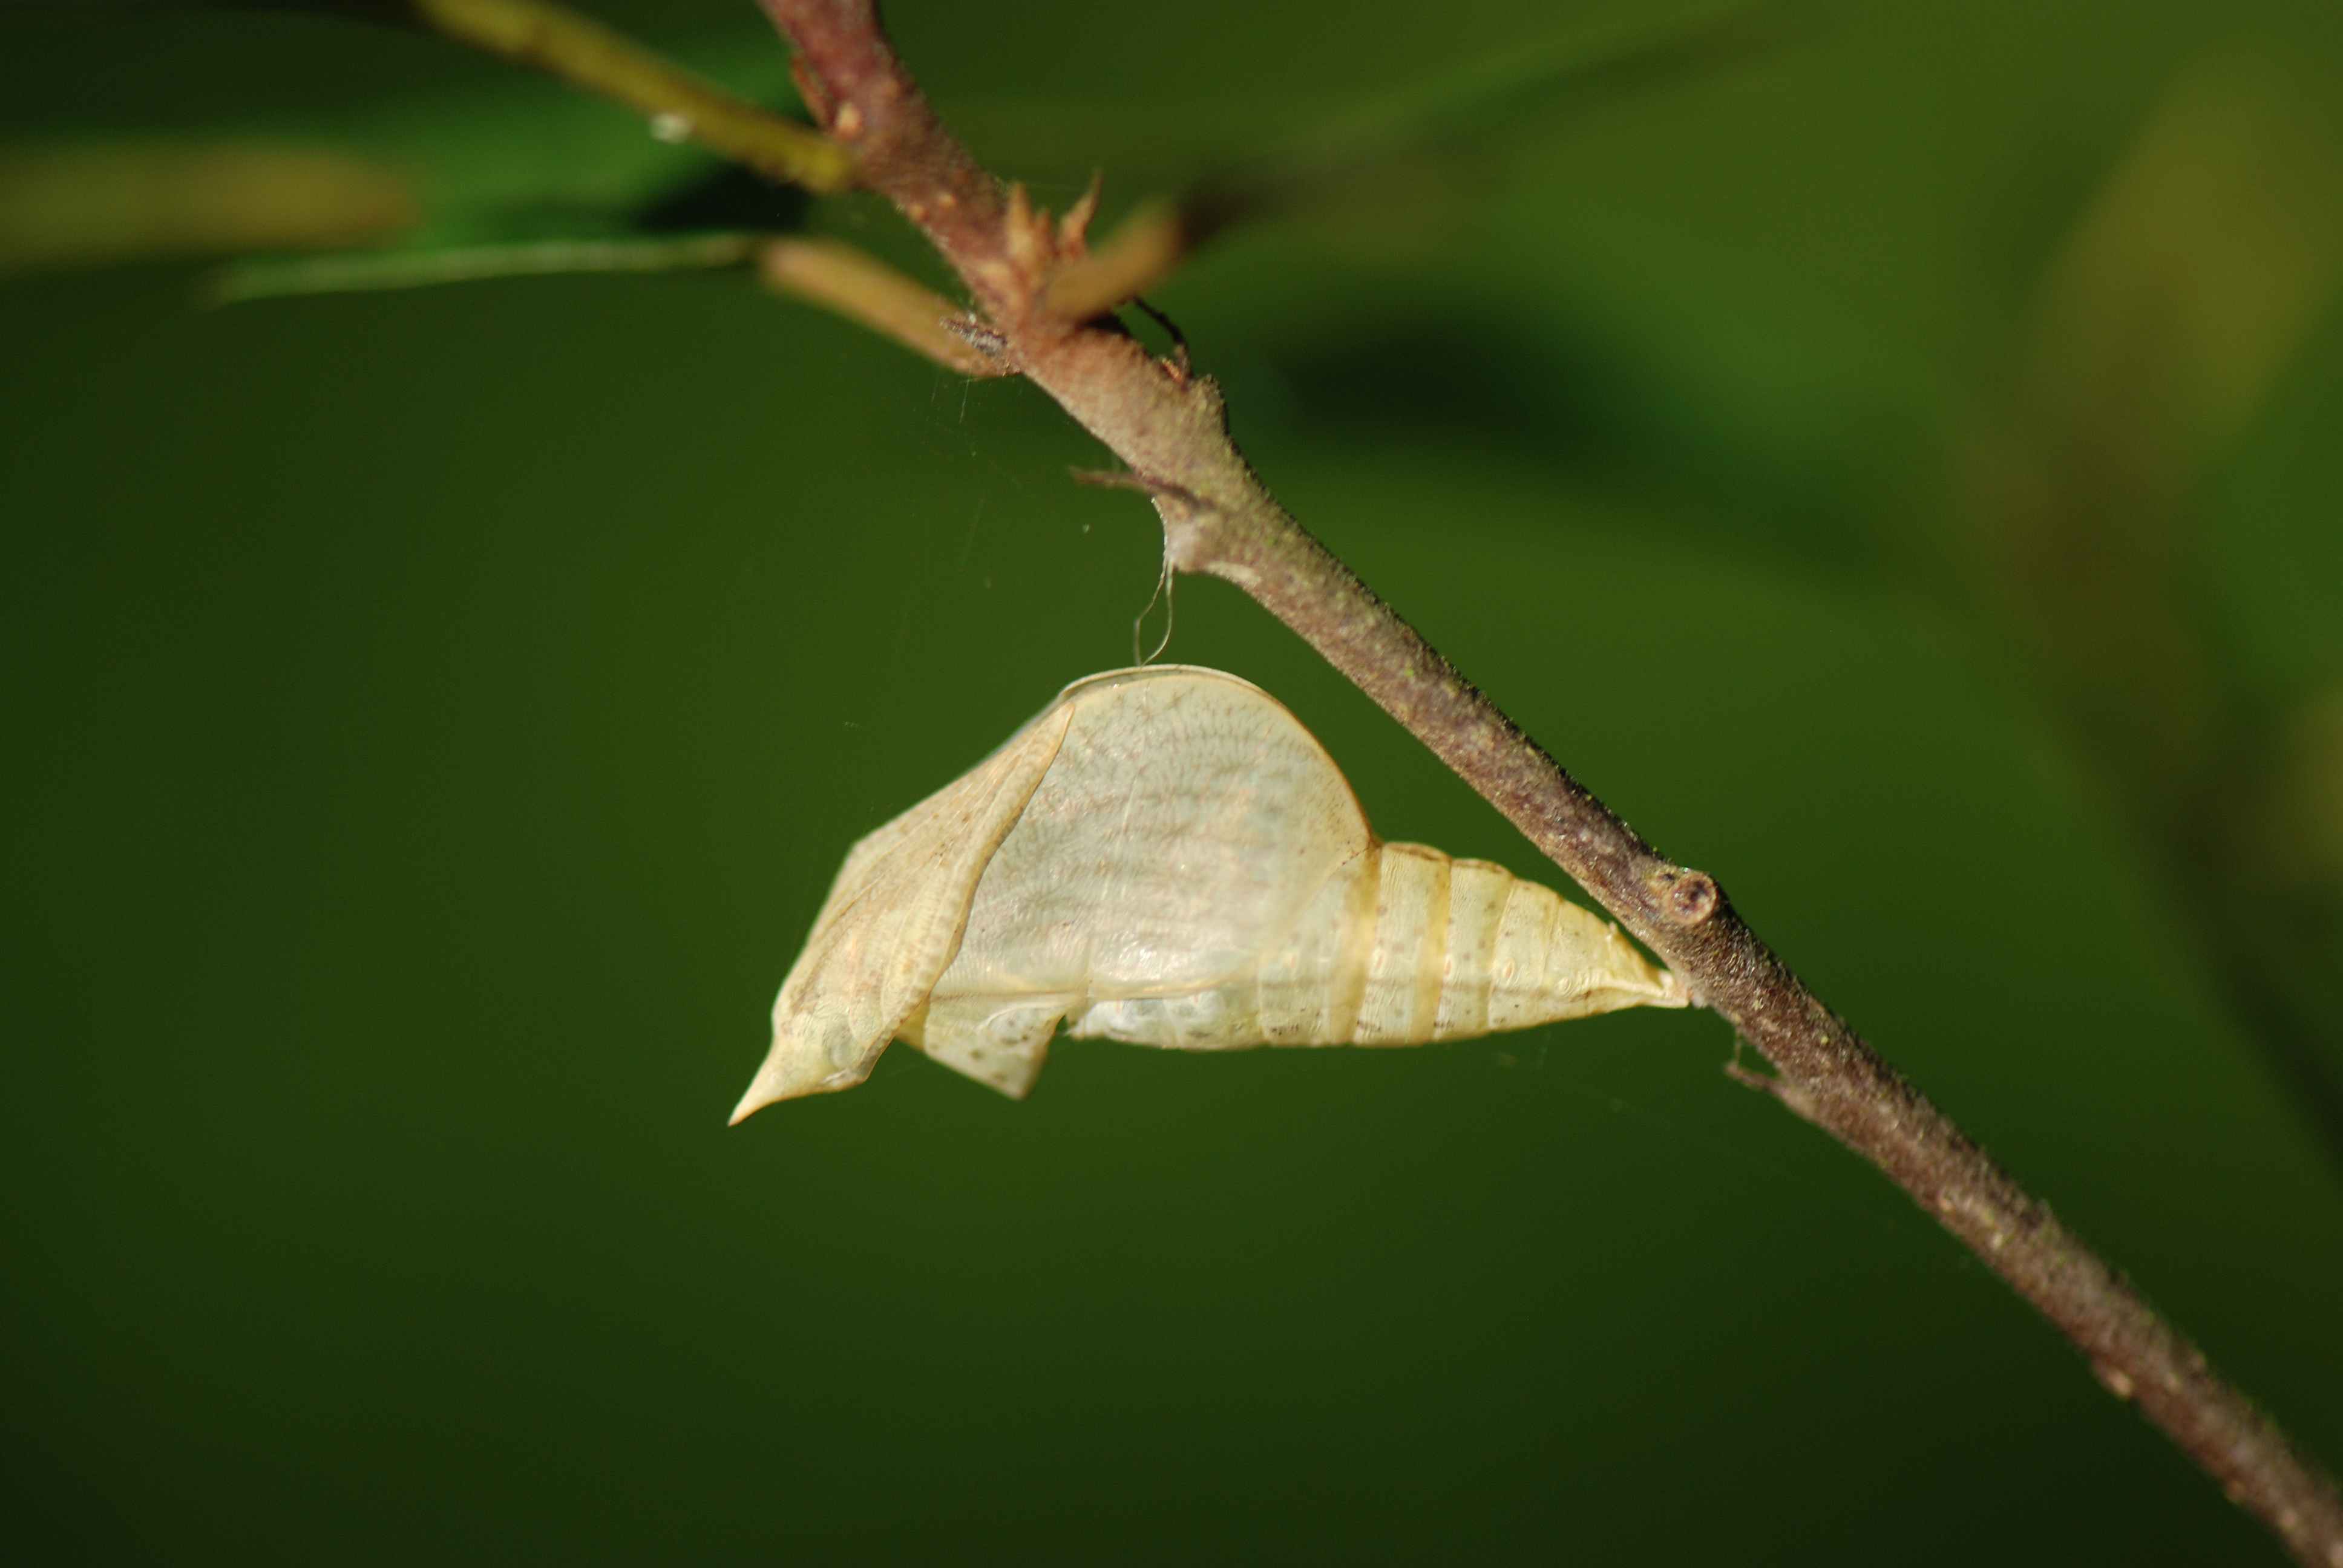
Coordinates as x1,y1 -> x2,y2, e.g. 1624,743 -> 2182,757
0,140 -> 418,271
1,6 -> 815,257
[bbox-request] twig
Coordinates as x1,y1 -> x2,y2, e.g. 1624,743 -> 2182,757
757,237 -> 1008,376
408,0 -> 853,192
755,2 -> 2343,1561
211,232 -> 998,382
1043,199 -> 1192,321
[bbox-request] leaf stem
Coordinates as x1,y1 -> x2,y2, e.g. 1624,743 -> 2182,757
207,230 -> 760,302
756,237 -> 1008,376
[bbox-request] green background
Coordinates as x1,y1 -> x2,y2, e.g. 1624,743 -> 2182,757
5,1 -> 2341,1561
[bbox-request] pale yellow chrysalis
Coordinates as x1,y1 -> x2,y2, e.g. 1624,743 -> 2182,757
730,666 -> 1683,1120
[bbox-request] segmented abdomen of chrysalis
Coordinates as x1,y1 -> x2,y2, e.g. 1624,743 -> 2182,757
1072,841 -> 1677,1053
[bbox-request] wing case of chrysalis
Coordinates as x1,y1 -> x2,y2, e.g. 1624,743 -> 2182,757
730,666 -> 1683,1121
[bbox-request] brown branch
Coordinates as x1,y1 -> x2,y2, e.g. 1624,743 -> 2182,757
754,2 -> 2343,1561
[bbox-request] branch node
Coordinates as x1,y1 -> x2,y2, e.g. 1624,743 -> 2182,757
940,315 -> 1012,365
1723,1059 -> 1819,1122
1651,866 -> 1722,926
1068,466 -> 1207,514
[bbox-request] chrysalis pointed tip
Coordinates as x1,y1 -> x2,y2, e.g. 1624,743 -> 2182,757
727,1050 -> 819,1126
728,1037 -> 876,1125
727,1070 -> 782,1126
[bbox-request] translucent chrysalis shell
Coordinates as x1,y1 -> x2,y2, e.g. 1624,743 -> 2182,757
731,666 -> 1682,1120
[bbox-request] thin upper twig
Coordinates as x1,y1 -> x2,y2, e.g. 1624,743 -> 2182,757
409,0 -> 853,191
752,2 -> 2343,1562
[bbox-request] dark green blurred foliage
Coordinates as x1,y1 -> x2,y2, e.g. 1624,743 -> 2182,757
4,2 -> 2341,1563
